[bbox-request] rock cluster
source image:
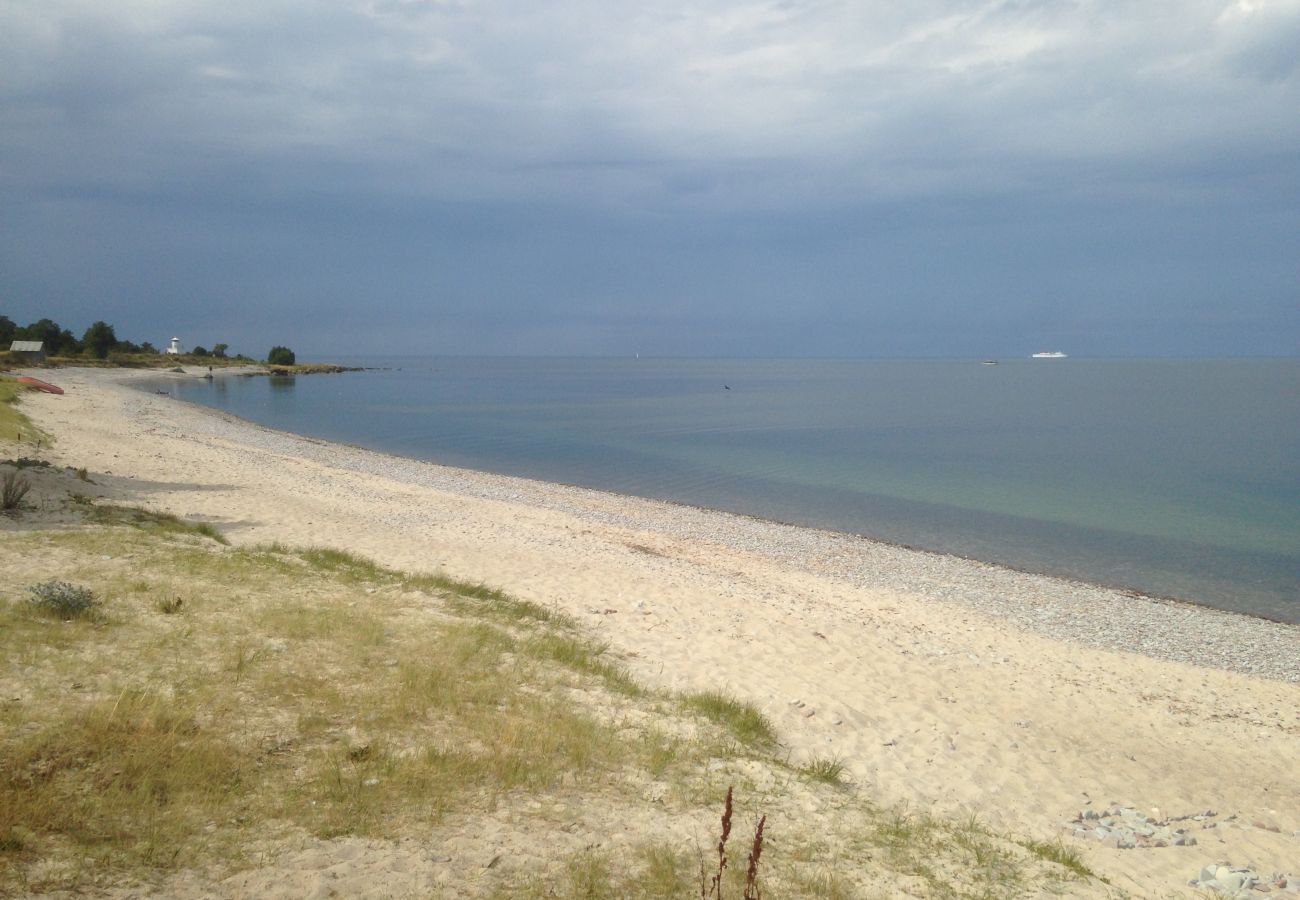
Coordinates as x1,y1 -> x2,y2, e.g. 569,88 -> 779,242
1190,864 -> 1299,897
1063,806 -> 1202,849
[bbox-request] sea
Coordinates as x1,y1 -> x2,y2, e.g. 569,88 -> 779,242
149,357 -> 1300,624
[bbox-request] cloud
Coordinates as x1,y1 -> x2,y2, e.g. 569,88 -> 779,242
6,0 -> 1297,197
1,0 -> 1296,356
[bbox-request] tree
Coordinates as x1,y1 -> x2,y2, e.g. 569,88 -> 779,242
17,319 -> 78,355
81,321 -> 118,359
267,346 -> 296,366
212,343 -> 228,359
191,345 -> 210,357
0,315 -> 15,346
140,341 -> 158,354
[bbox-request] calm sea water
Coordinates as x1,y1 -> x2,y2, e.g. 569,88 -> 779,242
152,358 -> 1300,623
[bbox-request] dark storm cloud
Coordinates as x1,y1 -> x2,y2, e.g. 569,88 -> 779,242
1,0 -> 1297,356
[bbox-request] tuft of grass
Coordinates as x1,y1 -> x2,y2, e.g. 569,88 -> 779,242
643,728 -> 681,778
1021,837 -> 1096,880
2,470 -> 31,510
499,844 -> 706,899
638,842 -> 695,897
501,852 -> 619,899
951,814 -> 1022,895
155,596 -> 184,615
679,690 -> 777,749
191,522 -> 225,543
799,756 -> 848,786
525,633 -> 644,696
784,867 -> 858,899
295,546 -> 390,581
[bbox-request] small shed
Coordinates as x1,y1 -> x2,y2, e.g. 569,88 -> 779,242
8,340 -> 45,363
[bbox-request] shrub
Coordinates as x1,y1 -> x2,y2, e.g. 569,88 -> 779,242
267,346 -> 296,366
157,596 -> 184,615
2,471 -> 31,510
27,580 -> 99,619
4,457 -> 50,469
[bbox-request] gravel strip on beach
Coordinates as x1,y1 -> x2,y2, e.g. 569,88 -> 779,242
121,380 -> 1300,684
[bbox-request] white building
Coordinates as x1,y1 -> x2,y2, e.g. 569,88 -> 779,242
165,337 -> 183,355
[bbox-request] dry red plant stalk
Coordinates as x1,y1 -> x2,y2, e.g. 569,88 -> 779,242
703,786 -> 735,899
702,786 -> 768,899
743,814 -> 766,900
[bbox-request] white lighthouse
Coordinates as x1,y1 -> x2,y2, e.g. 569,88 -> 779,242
165,337 -> 183,355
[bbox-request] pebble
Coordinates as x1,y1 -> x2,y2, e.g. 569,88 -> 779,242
1063,805 -> 1203,849
1189,864 -> 1300,897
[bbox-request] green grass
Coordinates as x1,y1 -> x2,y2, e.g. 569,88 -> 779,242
1020,837 -> 1097,880
0,526 -> 683,893
800,755 -> 849,785
77,499 -> 228,545
1,689 -> 246,872
679,690 -> 777,749
525,633 -> 645,696
494,844 -> 702,899
0,378 -> 49,445
0,519 -> 1103,898
260,543 -> 572,627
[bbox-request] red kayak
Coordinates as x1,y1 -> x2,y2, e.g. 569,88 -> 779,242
16,376 -> 65,395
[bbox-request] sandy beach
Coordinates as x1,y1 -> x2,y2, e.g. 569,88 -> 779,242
6,366 -> 1298,897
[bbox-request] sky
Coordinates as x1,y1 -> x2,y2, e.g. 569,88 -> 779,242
2,0 -> 1298,359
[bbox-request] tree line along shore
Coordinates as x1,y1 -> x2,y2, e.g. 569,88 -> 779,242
1,314 -> 299,369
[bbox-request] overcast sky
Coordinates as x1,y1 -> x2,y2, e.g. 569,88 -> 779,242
2,0 -> 1297,358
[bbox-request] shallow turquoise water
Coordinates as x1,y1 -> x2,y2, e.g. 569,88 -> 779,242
154,358 -> 1300,622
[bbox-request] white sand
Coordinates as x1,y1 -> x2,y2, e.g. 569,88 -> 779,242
11,367 -> 1299,896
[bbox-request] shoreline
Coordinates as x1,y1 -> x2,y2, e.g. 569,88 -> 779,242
134,362 -> 1299,628
34,364 -> 1300,678
8,366 -> 1300,894
138,365 -> 1298,642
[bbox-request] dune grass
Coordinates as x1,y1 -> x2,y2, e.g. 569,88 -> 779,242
0,508 -> 1101,897
800,755 -> 849,786
75,497 -> 229,544
679,689 -> 778,749
0,378 -> 49,446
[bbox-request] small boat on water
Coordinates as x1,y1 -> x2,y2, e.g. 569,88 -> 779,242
981,360 -> 999,365
1031,351 -> 1068,358
16,376 -> 65,395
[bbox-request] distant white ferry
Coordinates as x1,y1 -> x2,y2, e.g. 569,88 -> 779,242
1031,351 -> 1068,358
